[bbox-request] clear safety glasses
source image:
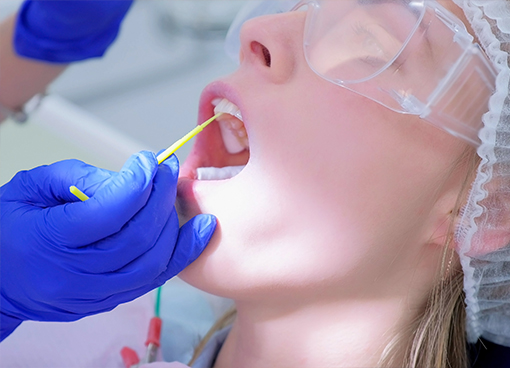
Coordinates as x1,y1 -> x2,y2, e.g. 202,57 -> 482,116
225,0 -> 497,146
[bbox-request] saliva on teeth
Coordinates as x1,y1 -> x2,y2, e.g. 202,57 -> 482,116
213,98 -> 249,154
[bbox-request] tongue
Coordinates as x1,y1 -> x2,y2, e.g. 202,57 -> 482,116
196,166 -> 245,180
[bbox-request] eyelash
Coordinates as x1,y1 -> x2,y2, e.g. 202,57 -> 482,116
352,23 -> 405,73
352,23 -> 387,67
353,22 -> 372,36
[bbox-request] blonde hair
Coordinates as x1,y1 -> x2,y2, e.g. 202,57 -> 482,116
378,265 -> 468,368
410,268 -> 468,368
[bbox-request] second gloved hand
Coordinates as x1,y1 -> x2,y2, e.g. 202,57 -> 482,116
14,0 -> 133,62
0,152 -> 216,340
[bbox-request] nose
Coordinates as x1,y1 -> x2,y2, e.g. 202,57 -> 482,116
238,12 -> 306,84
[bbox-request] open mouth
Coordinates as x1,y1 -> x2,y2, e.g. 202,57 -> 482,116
183,97 -> 250,181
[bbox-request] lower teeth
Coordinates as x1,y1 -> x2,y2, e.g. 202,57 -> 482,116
196,166 -> 245,180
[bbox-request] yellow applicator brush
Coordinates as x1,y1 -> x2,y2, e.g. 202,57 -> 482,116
155,112 -> 223,164
69,113 -> 224,201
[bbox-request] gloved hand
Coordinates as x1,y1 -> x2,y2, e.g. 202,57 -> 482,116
14,0 -> 133,62
0,152 -> 216,341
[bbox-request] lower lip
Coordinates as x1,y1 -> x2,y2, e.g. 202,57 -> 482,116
177,177 -> 196,202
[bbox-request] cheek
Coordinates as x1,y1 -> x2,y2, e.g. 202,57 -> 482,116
250,81 -> 462,255
251,81 -> 414,214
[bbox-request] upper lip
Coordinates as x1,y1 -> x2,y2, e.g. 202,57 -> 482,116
198,81 -> 244,126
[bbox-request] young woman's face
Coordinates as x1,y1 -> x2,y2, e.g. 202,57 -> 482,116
177,1 -> 472,303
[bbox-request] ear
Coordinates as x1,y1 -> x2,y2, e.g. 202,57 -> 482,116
425,189 -> 461,250
424,156 -> 476,251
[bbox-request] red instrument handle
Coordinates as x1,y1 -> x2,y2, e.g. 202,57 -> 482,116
145,317 -> 162,347
120,346 -> 140,368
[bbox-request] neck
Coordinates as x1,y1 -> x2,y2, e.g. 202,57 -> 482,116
213,297 -> 421,368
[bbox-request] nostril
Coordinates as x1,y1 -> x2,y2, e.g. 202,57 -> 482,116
251,41 -> 271,67
262,46 -> 271,67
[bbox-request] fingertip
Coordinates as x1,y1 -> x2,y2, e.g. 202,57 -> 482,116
160,154 -> 179,170
195,214 -> 217,248
138,150 -> 159,173
180,214 -> 216,265
125,151 -> 157,168
158,214 -> 216,278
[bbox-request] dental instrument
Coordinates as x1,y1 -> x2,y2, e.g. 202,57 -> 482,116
121,288 -> 163,367
69,185 -> 89,201
156,112 -> 223,165
69,112 -> 223,201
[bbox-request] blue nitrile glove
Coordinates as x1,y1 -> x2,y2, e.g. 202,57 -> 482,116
0,152 -> 216,341
14,0 -> 133,62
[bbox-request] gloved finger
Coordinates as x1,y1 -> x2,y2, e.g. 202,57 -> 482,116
54,209 -> 179,308
57,213 -> 216,316
70,158 -> 180,272
41,151 -> 159,247
155,214 -> 217,281
0,159 -> 113,207
126,214 -> 216,297
71,213 -> 215,303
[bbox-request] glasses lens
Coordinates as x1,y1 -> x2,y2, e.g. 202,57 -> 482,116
304,0 -> 425,83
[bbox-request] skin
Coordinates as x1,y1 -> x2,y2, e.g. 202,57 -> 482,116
176,1 -> 476,367
0,15 -> 66,121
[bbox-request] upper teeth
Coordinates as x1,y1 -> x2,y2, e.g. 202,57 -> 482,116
213,98 -> 243,121
213,98 -> 249,154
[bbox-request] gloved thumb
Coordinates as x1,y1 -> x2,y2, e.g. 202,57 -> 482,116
43,151 -> 160,247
